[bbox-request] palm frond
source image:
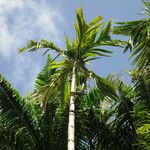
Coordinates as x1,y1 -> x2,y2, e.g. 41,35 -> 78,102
130,67 -> 150,109
89,71 -> 118,100
113,0 -> 150,68
0,75 -> 42,150
19,39 -> 64,55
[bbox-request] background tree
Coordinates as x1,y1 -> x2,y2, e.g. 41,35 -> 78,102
75,76 -> 137,150
113,1 -> 150,149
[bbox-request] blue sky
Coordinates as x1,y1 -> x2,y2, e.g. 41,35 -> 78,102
0,0 -> 143,95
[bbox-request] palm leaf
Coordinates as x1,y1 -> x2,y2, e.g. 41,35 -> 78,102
0,75 -> 42,150
113,0 -> 150,68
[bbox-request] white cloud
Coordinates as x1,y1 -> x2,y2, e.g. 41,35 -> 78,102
11,55 -> 42,94
0,0 -> 64,94
0,0 -> 23,12
36,8 -> 59,34
0,16 -> 15,57
0,0 -> 63,57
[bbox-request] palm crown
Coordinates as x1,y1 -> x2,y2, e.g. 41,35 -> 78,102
19,7 -> 118,105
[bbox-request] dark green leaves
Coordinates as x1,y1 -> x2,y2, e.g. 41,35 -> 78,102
0,75 -> 42,150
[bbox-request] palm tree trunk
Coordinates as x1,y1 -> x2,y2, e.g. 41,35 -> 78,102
67,65 -> 76,150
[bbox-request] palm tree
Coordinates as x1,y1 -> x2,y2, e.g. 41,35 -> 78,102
113,0 -> 150,69
19,8 -> 119,150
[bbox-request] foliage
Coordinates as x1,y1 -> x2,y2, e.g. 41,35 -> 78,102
0,62 -> 139,150
130,67 -> 150,150
113,0 -> 150,69
0,73 -> 69,150
113,2 -> 150,148
19,7 -> 119,107
1,1 -> 150,150
0,74 -> 42,150
75,77 -> 137,150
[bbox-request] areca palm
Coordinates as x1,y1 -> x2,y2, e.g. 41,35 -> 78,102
0,55 -> 70,150
113,0 -> 150,69
19,8 -> 118,150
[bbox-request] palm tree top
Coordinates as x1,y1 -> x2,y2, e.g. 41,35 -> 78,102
19,7 -> 120,64
19,7 -> 118,107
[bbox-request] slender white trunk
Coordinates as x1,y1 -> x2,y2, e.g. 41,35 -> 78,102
67,65 -> 76,150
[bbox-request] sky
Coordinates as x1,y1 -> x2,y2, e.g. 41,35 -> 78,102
0,0 -> 143,95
